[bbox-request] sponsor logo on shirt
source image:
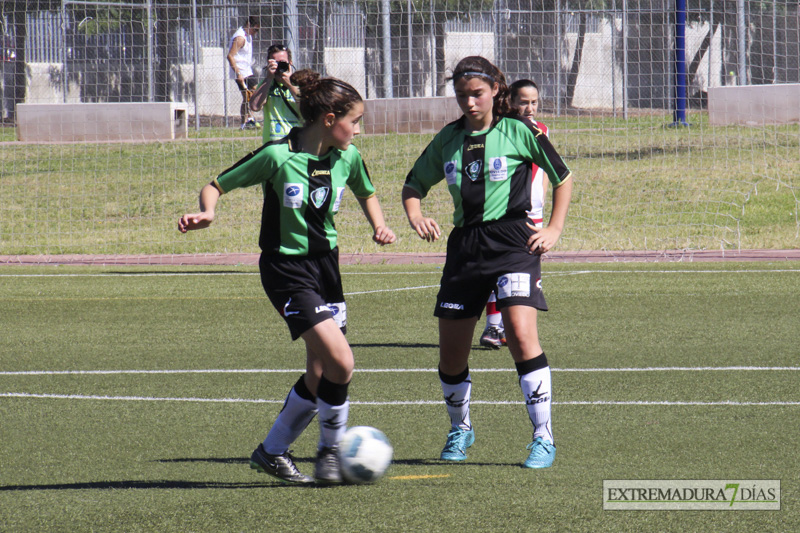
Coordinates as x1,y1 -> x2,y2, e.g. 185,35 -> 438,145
489,157 -> 508,181
311,169 -> 331,177
311,186 -> 330,208
283,183 -> 303,208
444,160 -> 458,185
332,187 -> 346,212
465,160 -> 483,182
467,143 -> 484,151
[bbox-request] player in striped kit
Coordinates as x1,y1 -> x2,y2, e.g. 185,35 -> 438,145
402,56 -> 573,469
179,70 -> 395,484
480,79 -> 549,349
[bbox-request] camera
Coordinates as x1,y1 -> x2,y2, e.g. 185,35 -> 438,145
276,61 -> 290,74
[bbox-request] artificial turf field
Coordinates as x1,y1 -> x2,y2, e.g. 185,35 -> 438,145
1,261 -> 798,532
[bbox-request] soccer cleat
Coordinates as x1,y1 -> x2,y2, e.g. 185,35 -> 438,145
439,427 -> 475,461
314,446 -> 342,484
523,437 -> 556,469
480,325 -> 506,349
249,444 -> 314,484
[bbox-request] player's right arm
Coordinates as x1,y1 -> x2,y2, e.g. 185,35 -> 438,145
179,145 -> 273,233
402,137 -> 446,242
402,186 -> 440,242
179,183 -> 221,232
249,60 -> 277,112
249,80 -> 269,112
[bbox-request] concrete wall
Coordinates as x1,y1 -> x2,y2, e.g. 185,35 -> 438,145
176,47 -> 250,120
325,47 -> 367,99
443,32 -> 495,97
709,84 -> 800,125
567,20 -> 623,109
17,102 -> 188,142
362,96 -> 462,135
10,23 -> 749,118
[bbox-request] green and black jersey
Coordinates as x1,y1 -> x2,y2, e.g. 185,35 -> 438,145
404,115 -> 572,227
262,80 -> 302,143
213,128 -> 375,256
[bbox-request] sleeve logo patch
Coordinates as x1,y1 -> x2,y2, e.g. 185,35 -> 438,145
444,160 -> 458,185
332,187 -> 346,212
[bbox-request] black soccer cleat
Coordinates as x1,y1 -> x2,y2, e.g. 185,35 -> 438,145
249,443 -> 313,484
314,446 -> 342,484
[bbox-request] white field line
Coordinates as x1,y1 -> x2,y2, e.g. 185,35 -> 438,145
1,366 -> 798,376
345,285 -> 439,295
1,392 -> 799,407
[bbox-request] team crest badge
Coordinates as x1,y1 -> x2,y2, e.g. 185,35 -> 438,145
465,160 -> 483,181
311,187 -> 330,208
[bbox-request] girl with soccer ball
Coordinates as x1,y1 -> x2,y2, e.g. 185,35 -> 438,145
180,70 -> 395,484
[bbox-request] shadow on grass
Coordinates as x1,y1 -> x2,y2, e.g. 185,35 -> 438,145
0,480 -> 286,491
157,456 -> 516,468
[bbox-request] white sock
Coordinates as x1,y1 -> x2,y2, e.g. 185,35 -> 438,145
517,355 -> 553,443
440,368 -> 472,430
317,376 -> 350,449
263,384 -> 318,455
317,398 -> 349,449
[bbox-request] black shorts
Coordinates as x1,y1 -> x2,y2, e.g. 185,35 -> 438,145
236,76 -> 258,93
434,217 -> 548,320
259,250 -> 346,340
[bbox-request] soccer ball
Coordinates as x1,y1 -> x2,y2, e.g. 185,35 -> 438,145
338,426 -> 393,484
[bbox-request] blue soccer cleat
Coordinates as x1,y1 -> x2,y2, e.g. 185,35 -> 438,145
440,427 -> 475,461
523,437 -> 556,469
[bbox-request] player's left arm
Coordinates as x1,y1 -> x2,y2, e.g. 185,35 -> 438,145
347,151 -> 395,245
539,123 -> 550,201
527,177 -> 572,254
523,122 -> 572,253
357,195 -> 396,246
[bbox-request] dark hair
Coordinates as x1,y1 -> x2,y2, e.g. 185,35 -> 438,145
509,79 -> 540,101
267,43 -> 293,63
246,16 -> 259,28
291,70 -> 363,124
449,56 -> 511,118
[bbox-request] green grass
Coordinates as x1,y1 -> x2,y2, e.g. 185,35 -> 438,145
1,112 -> 799,256
1,262 -> 799,531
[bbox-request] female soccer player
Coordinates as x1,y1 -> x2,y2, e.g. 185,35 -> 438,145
402,56 -> 573,468
480,79 -> 550,349
180,70 -> 396,484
